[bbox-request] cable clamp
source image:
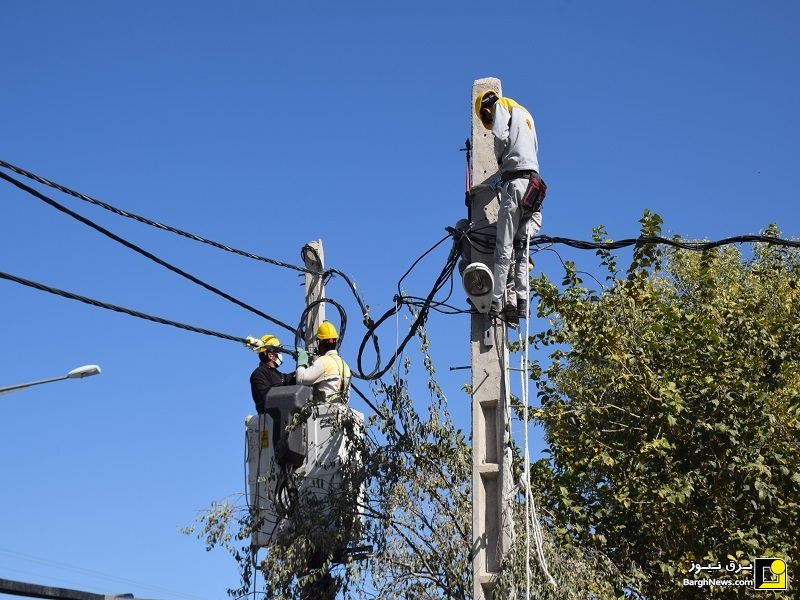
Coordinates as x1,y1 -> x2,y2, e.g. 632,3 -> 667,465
362,306 -> 374,329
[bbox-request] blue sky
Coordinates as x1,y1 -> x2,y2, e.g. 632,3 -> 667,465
1,2 -> 798,598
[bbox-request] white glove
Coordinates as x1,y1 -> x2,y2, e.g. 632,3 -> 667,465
244,336 -> 264,351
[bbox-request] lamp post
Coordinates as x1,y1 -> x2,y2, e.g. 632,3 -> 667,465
0,365 -> 101,396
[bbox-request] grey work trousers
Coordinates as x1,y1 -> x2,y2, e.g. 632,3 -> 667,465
492,178 -> 543,309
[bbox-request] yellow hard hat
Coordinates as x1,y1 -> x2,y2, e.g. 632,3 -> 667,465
258,334 -> 280,354
475,89 -> 499,130
316,321 -> 339,340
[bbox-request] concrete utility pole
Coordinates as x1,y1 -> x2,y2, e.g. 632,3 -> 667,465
303,240 -> 325,346
469,77 -> 514,599
300,239 -> 335,600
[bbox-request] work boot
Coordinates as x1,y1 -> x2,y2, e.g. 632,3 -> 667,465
517,299 -> 528,319
504,304 -> 519,329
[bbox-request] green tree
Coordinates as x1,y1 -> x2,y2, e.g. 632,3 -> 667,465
531,212 -> 800,597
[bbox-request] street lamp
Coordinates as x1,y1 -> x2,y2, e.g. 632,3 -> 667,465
0,365 -> 101,396
461,262 -> 494,314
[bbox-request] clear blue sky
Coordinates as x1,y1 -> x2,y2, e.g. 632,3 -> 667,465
1,2 -> 798,598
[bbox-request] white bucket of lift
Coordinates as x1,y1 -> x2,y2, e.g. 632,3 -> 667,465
246,403 -> 365,549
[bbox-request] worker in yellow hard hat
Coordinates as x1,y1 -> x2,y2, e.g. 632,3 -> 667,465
249,334 -> 296,414
295,321 -> 351,403
474,88 -> 545,326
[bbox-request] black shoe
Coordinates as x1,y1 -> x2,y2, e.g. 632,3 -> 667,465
489,302 -> 501,318
517,299 -> 528,319
504,304 -> 519,329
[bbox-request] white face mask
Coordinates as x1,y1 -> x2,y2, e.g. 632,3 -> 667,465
273,353 -> 283,367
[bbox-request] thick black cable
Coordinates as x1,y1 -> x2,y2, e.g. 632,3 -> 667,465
0,160 -> 446,357
0,270 -> 248,343
301,244 -> 383,377
0,161 -> 381,334
530,234 -> 800,251
0,159 -> 309,274
349,382 -> 389,428
0,161 -> 385,332
355,233 -> 460,381
0,170 -> 297,335
294,298 -> 348,352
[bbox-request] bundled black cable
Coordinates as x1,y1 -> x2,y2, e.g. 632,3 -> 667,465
354,232 -> 460,381
0,169 -> 298,334
530,234 -> 800,251
0,158 -> 310,274
0,270 -> 247,344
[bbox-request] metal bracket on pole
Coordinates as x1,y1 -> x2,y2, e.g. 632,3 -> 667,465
483,314 -> 493,348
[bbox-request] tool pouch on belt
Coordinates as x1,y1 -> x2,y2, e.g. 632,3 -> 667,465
521,172 -> 547,213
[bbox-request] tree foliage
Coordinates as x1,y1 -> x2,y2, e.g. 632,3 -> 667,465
531,212 -> 800,597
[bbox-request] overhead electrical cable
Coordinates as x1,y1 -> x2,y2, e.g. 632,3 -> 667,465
0,170 -> 297,334
300,244 -> 383,373
0,158 -> 309,274
353,231 -> 459,381
0,270 -> 249,344
0,160 -> 390,340
530,233 -> 800,251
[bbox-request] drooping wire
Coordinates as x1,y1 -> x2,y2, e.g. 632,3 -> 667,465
0,270 -> 249,344
0,158 -> 309,274
0,170 -> 297,335
301,244 -> 383,375
354,231 -> 460,381
294,298 -> 348,351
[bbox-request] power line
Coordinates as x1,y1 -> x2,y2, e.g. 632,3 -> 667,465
0,158 -> 309,274
530,233 -> 800,250
0,159 -> 464,379
0,160 -> 398,340
0,170 -> 297,335
355,232 -> 460,381
0,160 -> 388,330
0,160 -> 466,369
0,270 -> 249,344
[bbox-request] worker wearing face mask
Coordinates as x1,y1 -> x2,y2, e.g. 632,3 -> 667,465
249,334 -> 296,414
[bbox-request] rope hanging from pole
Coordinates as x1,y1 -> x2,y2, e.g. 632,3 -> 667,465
521,227 -> 556,589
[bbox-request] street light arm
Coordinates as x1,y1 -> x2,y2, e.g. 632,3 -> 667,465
0,375 -> 68,395
0,365 -> 101,395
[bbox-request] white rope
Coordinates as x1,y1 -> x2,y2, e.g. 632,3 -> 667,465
521,224 -> 556,590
